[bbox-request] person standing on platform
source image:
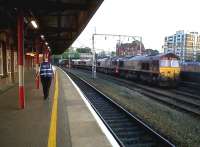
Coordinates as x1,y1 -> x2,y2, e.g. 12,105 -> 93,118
39,57 -> 54,100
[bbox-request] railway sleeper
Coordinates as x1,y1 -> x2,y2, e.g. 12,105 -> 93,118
124,142 -> 156,147
108,123 -> 134,128
120,137 -> 155,146
113,126 -> 142,132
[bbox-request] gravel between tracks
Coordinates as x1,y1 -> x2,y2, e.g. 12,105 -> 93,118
69,69 -> 200,147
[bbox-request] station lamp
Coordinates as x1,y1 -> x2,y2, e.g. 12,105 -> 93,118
31,20 -> 38,29
40,35 -> 44,39
26,52 -> 35,57
45,42 -> 48,45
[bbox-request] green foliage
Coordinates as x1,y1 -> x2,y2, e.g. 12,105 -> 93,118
52,55 -> 62,59
145,49 -> 159,56
76,47 -> 91,53
61,52 -> 67,58
61,50 -> 80,59
197,54 -> 200,61
62,47 -> 80,59
98,51 -> 106,58
111,51 -> 116,57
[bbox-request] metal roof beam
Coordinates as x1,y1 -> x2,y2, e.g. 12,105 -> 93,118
46,36 -> 72,41
41,26 -> 76,33
1,1 -> 88,11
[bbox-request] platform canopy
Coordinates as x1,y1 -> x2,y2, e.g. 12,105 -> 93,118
0,0 -> 103,54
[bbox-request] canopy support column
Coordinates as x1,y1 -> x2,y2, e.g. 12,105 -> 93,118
17,10 -> 25,109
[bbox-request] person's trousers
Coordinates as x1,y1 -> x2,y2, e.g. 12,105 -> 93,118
40,76 -> 52,99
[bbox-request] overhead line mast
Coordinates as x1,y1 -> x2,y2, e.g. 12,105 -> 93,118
92,33 -> 142,79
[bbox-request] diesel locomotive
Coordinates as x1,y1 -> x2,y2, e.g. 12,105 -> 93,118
72,53 -> 181,87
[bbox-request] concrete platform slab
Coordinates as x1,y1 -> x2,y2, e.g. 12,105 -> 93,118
0,67 -> 113,147
0,70 -> 52,147
58,68 -> 113,147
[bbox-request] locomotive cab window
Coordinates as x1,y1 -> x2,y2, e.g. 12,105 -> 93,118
159,60 -> 170,67
160,60 -> 179,67
171,60 -> 179,67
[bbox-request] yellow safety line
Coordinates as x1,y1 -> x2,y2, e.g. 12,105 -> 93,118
48,72 -> 59,147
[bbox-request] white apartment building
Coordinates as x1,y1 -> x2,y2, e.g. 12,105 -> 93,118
163,30 -> 200,62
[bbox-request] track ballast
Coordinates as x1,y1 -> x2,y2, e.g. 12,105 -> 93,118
65,70 -> 175,147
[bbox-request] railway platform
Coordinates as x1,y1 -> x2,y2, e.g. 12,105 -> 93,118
0,67 -> 113,147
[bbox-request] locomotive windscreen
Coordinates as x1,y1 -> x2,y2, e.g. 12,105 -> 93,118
160,60 -> 179,67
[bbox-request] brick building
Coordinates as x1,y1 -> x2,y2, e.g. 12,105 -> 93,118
116,40 -> 145,56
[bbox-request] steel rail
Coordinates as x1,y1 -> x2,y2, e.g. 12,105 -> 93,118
65,69 -> 176,147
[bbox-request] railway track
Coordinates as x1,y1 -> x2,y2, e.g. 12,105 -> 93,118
113,81 -> 200,117
171,89 -> 200,101
70,69 -> 200,117
178,81 -> 200,95
65,70 -> 175,147
180,81 -> 200,89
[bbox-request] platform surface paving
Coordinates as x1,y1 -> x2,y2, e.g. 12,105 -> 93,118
0,68 -> 112,147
